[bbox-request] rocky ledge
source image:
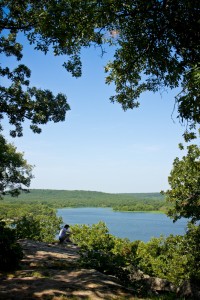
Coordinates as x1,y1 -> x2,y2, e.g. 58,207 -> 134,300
0,239 -> 137,300
0,239 -> 199,299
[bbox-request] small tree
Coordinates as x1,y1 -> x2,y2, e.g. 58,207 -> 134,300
164,142 -> 200,223
0,133 -> 33,198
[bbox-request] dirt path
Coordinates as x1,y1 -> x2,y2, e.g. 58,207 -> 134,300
0,239 -> 139,300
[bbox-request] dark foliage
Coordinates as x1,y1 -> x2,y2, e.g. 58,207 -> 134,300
0,221 -> 23,271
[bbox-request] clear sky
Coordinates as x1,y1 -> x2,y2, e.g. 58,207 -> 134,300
2,37 -> 186,193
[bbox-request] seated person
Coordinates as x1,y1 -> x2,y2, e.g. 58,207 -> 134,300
58,224 -> 71,243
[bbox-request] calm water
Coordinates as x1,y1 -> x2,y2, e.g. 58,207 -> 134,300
57,207 -> 188,242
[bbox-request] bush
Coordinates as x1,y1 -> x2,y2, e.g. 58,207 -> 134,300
71,222 -> 115,272
0,221 -> 23,271
71,221 -> 141,282
137,235 -> 189,285
137,226 -> 200,286
13,205 -> 62,243
183,223 -> 200,282
71,221 -> 200,287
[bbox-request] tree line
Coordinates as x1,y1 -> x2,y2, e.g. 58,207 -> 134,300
1,189 -> 168,212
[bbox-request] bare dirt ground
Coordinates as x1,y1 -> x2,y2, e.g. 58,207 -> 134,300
0,239 -> 141,300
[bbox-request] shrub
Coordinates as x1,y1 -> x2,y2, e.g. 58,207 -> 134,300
137,232 -> 199,285
71,222 -> 115,272
183,223 -> 200,282
71,222 -> 140,282
13,205 -> 62,243
72,221 -> 200,287
0,221 -> 23,271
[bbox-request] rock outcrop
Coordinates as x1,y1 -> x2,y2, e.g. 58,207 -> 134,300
0,239 -> 136,300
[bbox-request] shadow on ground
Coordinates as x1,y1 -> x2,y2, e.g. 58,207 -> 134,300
0,239 -> 138,300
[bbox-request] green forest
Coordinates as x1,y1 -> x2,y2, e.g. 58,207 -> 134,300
1,189 -> 168,212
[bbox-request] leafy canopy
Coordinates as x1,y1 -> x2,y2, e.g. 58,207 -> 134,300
1,0 -> 199,134
1,1 -> 71,137
0,0 -> 199,197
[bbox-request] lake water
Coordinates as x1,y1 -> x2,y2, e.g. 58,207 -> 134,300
57,207 -> 188,242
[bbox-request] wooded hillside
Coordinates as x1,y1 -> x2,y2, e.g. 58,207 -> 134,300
1,189 -> 168,212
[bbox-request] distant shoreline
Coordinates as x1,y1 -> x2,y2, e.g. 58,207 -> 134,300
57,206 -> 166,214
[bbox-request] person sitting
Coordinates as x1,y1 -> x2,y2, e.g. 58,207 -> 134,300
58,224 -> 71,243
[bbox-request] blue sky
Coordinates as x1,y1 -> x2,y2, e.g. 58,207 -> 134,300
2,38 -> 186,193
